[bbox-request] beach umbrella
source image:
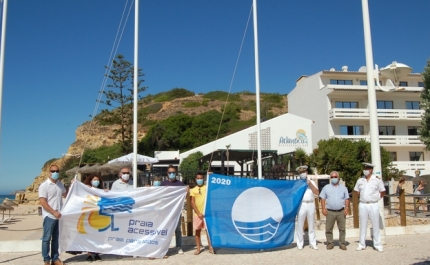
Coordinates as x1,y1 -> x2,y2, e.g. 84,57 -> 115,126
76,165 -> 91,174
81,163 -> 102,174
0,204 -> 6,221
1,203 -> 14,218
107,153 -> 159,166
65,166 -> 80,176
412,175 -> 430,183
2,199 -> 18,206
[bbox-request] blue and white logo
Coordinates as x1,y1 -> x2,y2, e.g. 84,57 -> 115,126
232,187 -> 283,242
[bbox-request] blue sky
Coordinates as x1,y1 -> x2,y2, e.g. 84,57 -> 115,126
0,0 -> 429,194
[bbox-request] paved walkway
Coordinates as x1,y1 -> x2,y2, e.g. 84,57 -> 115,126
1,205 -> 430,264
0,234 -> 429,265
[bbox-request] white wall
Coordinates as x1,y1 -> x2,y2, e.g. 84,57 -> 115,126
179,113 -> 313,161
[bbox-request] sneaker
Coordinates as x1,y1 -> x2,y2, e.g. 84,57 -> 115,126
310,245 -> 319,250
94,254 -> 102,261
297,245 -> 303,250
85,256 -> 93,262
340,245 -> 347,251
375,246 -> 384,252
356,244 -> 366,251
177,247 -> 184,255
326,244 -> 334,250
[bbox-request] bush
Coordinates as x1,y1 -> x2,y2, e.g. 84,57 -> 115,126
182,101 -> 201,108
203,91 -> 240,101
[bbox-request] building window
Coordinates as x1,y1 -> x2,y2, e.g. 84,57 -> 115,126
340,125 -> 364,135
390,152 -> 397,161
398,81 -> 408,87
335,102 -> 358,108
379,126 -> 395,135
408,126 -> 420,135
418,82 -> 424,87
377,101 -> 393,109
406,101 -> 420,109
360,80 -> 382,86
330,79 -> 353,85
409,152 -> 423,161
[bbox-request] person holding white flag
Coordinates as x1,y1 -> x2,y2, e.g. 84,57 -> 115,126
39,164 -> 68,265
111,167 -> 133,191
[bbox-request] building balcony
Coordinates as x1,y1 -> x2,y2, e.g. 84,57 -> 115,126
391,161 -> 430,172
329,108 -> 423,120
332,135 -> 424,146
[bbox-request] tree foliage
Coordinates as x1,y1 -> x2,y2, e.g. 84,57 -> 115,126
310,138 -> 392,190
420,59 -> 430,149
97,54 -> 146,154
179,151 -> 208,182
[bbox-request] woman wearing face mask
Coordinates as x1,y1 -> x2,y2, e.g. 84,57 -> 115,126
82,175 -> 107,262
295,165 -> 319,250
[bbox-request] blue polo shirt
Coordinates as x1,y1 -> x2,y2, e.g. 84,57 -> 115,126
319,183 -> 349,210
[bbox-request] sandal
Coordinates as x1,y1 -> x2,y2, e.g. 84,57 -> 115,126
194,249 -> 201,255
209,247 -> 215,254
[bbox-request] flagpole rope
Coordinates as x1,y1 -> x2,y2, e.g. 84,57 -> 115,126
207,3 -> 253,172
72,0 -> 134,174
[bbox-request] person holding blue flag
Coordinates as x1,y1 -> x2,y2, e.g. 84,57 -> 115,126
295,165 -> 319,250
190,172 -> 215,255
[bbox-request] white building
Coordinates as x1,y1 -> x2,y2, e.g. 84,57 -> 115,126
288,64 -> 427,177
179,113 -> 313,173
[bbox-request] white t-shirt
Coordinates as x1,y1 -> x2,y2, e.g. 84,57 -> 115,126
38,178 -> 66,219
110,178 -> 133,191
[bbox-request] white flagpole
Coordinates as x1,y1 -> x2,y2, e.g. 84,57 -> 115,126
0,0 -> 8,146
252,0 -> 263,179
133,0 -> 139,188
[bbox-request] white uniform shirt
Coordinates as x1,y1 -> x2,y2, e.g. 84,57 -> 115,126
111,178 -> 133,191
353,174 -> 385,203
302,180 -> 317,202
38,178 -> 66,219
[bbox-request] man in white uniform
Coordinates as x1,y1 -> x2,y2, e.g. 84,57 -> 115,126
354,163 -> 386,252
295,165 -> 319,250
111,167 -> 133,191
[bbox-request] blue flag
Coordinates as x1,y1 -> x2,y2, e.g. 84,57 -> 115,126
204,174 -> 307,249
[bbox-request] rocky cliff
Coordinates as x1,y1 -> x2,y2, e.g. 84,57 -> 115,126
23,93 -> 288,203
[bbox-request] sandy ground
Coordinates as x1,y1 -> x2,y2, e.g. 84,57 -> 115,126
1,205 -> 430,264
0,234 -> 429,265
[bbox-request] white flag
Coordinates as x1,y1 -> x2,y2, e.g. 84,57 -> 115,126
59,181 -> 186,258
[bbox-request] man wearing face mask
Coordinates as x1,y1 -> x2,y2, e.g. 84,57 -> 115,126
39,164 -> 68,265
161,165 -> 185,255
295,165 -> 319,250
354,163 -> 386,252
111,167 -> 133,191
320,171 -> 350,250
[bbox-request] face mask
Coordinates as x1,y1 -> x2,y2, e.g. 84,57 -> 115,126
168,173 -> 176,180
331,178 -> 339,185
363,170 -> 370,176
51,172 -> 59,180
196,179 -> 204,185
153,181 -> 161,186
299,173 -> 307,179
92,180 -> 100,187
121,174 -> 130,181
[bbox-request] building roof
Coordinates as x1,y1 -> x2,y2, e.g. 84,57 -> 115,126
199,149 -> 277,164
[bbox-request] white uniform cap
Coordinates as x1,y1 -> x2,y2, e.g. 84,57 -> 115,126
296,165 -> 308,172
363,163 -> 375,168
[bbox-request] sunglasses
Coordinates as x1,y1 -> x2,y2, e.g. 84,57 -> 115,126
198,187 -> 201,195
50,170 -> 60,173
121,172 -> 130,174
330,176 -> 338,178
168,172 -> 176,174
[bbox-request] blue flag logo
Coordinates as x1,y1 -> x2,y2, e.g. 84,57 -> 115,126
205,174 -> 307,249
